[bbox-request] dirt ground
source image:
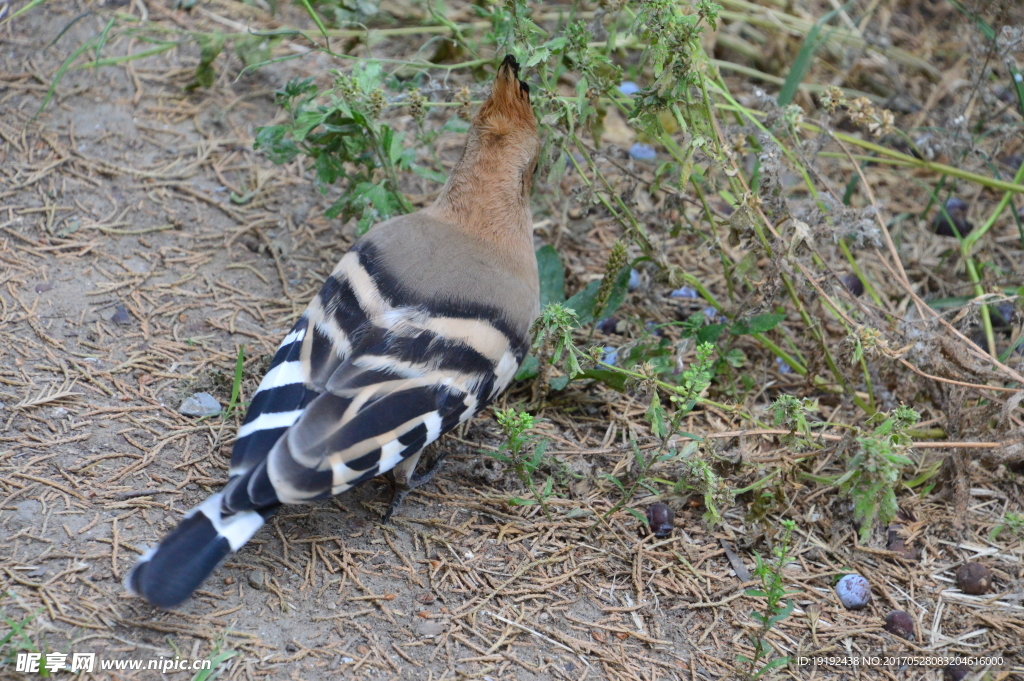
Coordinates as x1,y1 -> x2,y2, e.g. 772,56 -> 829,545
1,0 -> 1023,680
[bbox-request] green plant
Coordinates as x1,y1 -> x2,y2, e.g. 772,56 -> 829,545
190,635 -> 237,681
737,519 -> 798,679
253,63 -> 424,234
0,604 -> 48,678
837,405 -> 919,543
487,408 -> 555,516
990,513 -> 1024,542
596,342 -> 725,530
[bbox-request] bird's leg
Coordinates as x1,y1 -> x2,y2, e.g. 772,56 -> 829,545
382,449 -> 449,523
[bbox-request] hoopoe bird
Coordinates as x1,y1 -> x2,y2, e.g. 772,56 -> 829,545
126,55 -> 540,608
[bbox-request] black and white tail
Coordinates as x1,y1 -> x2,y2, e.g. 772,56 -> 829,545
124,493 -> 268,608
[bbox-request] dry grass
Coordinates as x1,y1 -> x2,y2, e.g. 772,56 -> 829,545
1,0 -> 1022,679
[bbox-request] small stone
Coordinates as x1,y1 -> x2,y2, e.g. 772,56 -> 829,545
932,197 -> 973,238
179,392 -> 222,417
645,503 -> 675,538
601,347 -> 618,366
840,273 -> 864,297
943,664 -> 972,681
775,357 -> 793,374
883,610 -> 914,640
414,620 -> 447,637
628,142 -> 656,161
627,268 -> 641,291
111,305 -> 132,325
701,306 -> 719,322
955,563 -> 991,595
35,282 -> 53,293
670,286 -> 698,299
224,576 -> 236,585
835,574 -> 872,609
247,569 -> 265,590
618,81 -> 640,96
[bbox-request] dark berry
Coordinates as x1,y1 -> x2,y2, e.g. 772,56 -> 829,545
645,503 -> 675,538
955,563 -> 992,595
883,610 -> 914,640
933,197 -> 973,238
944,664 -> 971,681
840,273 -> 864,297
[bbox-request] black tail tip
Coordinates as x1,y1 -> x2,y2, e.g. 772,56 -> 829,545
501,54 -> 521,77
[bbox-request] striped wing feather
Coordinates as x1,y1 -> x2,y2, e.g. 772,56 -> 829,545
223,240 -> 526,514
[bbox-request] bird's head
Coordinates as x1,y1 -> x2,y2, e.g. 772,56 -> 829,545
472,55 -> 540,180
442,55 -> 539,203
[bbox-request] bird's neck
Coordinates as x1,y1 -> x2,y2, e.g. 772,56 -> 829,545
426,164 -> 532,253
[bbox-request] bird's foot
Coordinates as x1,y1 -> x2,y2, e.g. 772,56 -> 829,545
382,451 -> 449,523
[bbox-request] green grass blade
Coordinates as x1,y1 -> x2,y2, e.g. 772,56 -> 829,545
46,10 -> 91,48
0,0 -> 48,27
776,0 -> 855,106
75,42 -> 176,69
296,0 -> 330,48
36,34 -> 96,117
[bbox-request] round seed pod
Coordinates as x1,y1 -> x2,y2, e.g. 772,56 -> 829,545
955,563 -> 992,595
883,610 -> 914,640
645,503 -> 675,538
835,574 -> 872,609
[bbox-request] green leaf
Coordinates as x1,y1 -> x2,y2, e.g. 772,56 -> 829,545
646,391 -> 667,440
411,163 -> 447,184
626,508 -> 648,526
189,31 -> 225,91
515,354 -> 539,381
293,109 -> 327,142
549,375 -> 570,391
731,313 -> 786,336
253,126 -> 299,165
579,367 -> 628,391
776,0 -> 853,106
696,323 -> 727,344
564,265 -> 631,326
508,497 -> 537,506
536,245 -> 566,307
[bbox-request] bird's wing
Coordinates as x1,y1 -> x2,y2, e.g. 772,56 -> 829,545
222,243 -> 528,512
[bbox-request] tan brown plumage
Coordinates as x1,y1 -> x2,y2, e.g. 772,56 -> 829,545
126,55 -> 541,609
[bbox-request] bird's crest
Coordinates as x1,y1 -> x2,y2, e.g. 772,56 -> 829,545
475,55 -> 536,135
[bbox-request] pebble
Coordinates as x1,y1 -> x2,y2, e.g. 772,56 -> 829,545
628,143 -> 656,161
247,569 -> 265,590
670,286 -> 698,299
835,573 -> 872,609
601,347 -> 618,366
618,81 -> 640,96
627,268 -> 641,291
775,357 -> 793,374
111,305 -> 132,325
179,392 -> 222,417
701,306 -> 719,321
414,620 -> 447,637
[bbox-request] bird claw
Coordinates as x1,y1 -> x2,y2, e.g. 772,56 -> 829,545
382,451 -> 449,523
